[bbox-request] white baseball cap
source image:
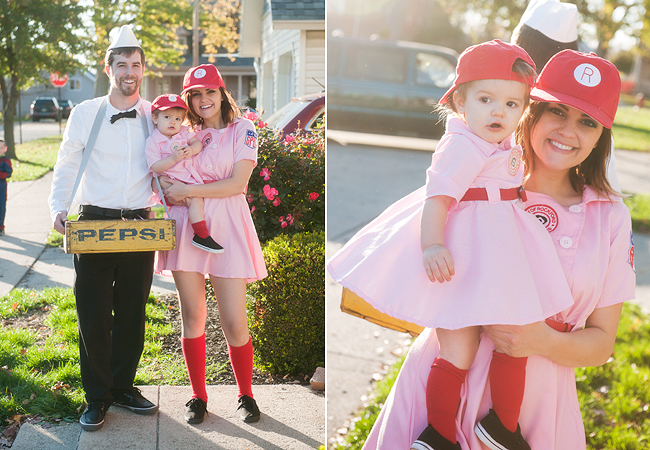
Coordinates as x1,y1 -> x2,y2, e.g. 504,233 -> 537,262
513,0 -> 578,44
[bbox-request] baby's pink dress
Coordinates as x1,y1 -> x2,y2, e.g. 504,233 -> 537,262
145,127 -> 203,184
328,117 -> 574,329
362,189 -> 635,449
156,118 -> 267,283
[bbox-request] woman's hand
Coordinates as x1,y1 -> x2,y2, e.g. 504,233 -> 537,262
483,321 -> 550,358
163,178 -> 191,205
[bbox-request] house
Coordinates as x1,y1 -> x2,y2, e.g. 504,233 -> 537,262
240,0 -> 325,116
16,71 -> 95,118
143,53 -> 257,109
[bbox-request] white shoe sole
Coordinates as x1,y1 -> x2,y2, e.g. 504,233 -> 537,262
410,440 -> 435,450
475,422 -> 508,450
191,240 -> 225,253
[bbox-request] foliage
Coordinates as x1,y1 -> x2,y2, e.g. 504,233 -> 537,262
202,0 -> 241,58
244,112 -> 325,243
334,303 -> 650,449
0,288 -> 182,426
10,135 -> 61,182
246,231 -> 325,376
0,0 -> 87,159
330,355 -> 406,450
624,194 -> 650,234
89,0 -> 192,96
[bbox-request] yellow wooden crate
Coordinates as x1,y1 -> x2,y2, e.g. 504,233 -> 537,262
341,287 -> 424,337
64,219 -> 176,254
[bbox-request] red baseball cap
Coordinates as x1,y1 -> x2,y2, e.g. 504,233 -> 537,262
440,39 -> 536,104
530,49 -> 620,128
151,94 -> 187,112
181,64 -> 225,95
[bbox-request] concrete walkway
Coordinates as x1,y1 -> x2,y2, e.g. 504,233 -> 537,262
0,172 -> 325,449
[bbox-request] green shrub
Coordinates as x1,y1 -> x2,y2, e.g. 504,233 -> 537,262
246,231 -> 325,375
244,111 -> 324,243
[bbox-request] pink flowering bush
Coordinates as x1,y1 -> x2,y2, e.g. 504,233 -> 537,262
245,111 -> 324,242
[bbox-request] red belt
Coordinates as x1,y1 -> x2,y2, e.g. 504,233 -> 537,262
460,186 -> 527,202
545,318 -> 573,333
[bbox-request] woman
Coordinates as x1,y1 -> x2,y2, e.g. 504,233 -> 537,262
361,50 -> 635,449
158,64 -> 267,425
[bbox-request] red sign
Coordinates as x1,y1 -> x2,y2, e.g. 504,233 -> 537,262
50,72 -> 69,88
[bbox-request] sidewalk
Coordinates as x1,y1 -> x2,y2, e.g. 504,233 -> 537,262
0,172 -> 325,449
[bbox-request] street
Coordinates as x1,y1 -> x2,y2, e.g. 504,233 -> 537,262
0,119 -> 65,144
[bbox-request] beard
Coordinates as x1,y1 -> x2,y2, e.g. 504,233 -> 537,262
114,76 -> 141,97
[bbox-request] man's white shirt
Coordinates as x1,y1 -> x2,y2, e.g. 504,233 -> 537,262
48,95 -> 155,221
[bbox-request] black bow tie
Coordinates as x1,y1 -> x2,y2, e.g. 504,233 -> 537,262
110,109 -> 137,124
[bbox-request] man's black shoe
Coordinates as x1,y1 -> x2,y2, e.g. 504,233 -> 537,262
79,401 -> 111,431
112,387 -> 158,415
237,395 -> 261,423
184,397 -> 208,424
475,409 -> 531,450
410,424 -> 461,450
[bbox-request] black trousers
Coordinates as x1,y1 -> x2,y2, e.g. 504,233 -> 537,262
73,212 -> 155,402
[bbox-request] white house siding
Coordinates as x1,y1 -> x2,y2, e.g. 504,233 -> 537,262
303,30 -> 325,95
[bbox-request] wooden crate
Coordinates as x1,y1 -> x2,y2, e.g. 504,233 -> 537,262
65,219 -> 176,254
341,287 -> 424,336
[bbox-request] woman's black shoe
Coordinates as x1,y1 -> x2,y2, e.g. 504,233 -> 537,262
237,395 -> 261,423
184,397 -> 208,424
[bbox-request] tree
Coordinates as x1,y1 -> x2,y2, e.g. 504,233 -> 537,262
201,0 -> 241,59
0,0 -> 87,159
89,0 -> 192,97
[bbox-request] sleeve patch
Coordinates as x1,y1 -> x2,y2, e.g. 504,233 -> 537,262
629,231 -> 636,273
245,129 -> 258,149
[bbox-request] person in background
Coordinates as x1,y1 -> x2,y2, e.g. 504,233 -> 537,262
0,140 -> 12,235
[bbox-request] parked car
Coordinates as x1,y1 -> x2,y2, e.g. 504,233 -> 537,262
30,97 -> 61,122
328,36 -> 458,138
266,92 -> 325,135
59,100 -> 74,119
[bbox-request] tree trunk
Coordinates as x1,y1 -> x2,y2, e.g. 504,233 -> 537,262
94,63 -> 110,98
0,75 -> 19,160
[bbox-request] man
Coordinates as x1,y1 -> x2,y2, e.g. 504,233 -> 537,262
48,25 -> 157,431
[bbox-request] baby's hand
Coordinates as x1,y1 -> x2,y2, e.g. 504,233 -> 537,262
422,244 -> 455,283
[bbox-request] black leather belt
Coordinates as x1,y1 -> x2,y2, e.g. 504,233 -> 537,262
79,205 -> 150,220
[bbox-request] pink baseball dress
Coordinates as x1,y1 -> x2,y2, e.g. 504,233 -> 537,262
156,118 -> 267,283
327,117 -> 574,329
362,188 -> 636,449
145,126 -> 203,184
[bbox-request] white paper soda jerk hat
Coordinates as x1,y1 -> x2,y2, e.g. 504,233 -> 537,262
108,25 -> 141,50
513,0 -> 578,43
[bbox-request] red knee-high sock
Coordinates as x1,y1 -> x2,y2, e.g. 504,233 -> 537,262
489,351 -> 528,433
426,357 -> 468,444
228,337 -> 254,398
182,335 -> 208,402
191,220 -> 210,239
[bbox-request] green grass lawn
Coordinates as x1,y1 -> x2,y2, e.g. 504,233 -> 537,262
612,106 -> 650,153
333,302 -> 650,450
10,135 -> 62,181
0,288 -> 190,426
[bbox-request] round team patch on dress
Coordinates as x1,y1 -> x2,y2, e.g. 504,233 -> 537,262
507,147 -> 522,176
525,204 -> 559,232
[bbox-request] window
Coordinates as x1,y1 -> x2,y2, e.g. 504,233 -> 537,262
415,52 -> 456,88
69,79 -> 81,90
